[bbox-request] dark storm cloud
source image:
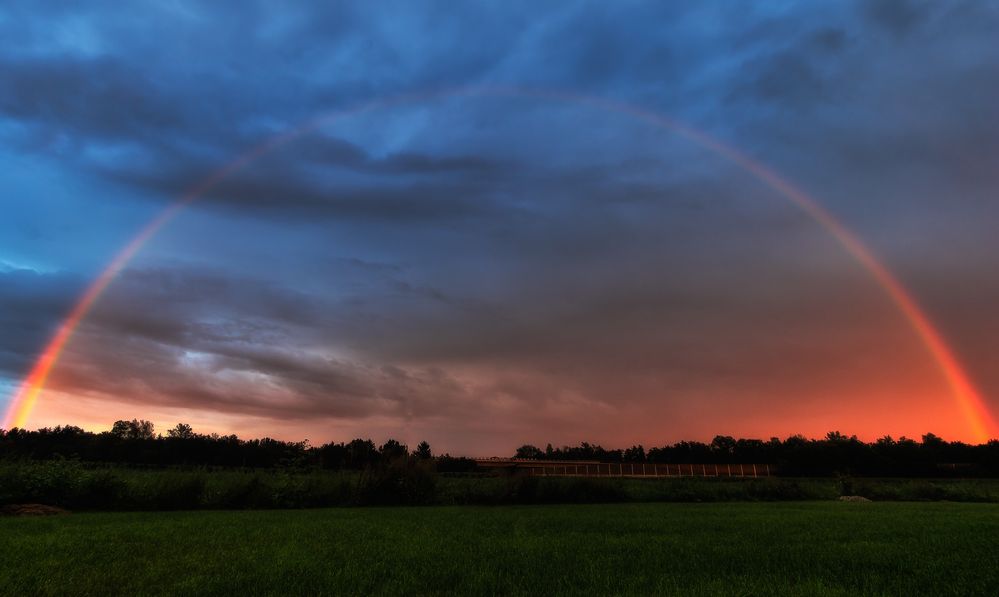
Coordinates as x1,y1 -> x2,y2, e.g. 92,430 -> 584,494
89,131 -> 522,222
720,0 -> 999,223
0,0 -> 530,154
2,0 -> 987,232
4,0 -> 999,445
41,265 -> 479,421
0,1 -> 695,218
862,0 -> 926,36
0,55 -> 189,144
42,239 -> 903,425
3,0 -> 978,223
0,268 -> 84,377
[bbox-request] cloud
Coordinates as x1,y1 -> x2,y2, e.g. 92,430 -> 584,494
33,230 -> 934,432
862,0 -> 926,36
26,265 -> 471,421
0,268 -> 84,377
4,1 -> 998,448
89,131 -> 522,223
0,55 -> 186,143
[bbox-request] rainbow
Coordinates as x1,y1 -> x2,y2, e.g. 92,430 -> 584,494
3,87 -> 995,441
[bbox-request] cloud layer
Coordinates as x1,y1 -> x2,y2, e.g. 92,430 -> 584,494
2,0 -> 998,450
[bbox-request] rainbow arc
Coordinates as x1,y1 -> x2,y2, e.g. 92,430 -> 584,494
3,87 -> 994,441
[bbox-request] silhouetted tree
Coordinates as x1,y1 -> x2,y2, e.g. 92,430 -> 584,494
110,419 -> 155,440
623,445 -> 646,462
710,435 -> 737,456
826,431 -> 850,442
167,423 -> 195,439
515,445 -> 544,459
4,421 -> 999,477
346,439 -> 378,469
379,439 -> 408,461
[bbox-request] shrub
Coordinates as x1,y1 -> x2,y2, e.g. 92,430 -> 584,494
73,470 -> 127,509
359,459 -> 437,505
0,460 -> 83,506
146,473 -> 206,510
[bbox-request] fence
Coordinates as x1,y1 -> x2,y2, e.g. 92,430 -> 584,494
474,459 -> 772,478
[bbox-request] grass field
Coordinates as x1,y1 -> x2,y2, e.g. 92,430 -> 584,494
2,502 -> 997,595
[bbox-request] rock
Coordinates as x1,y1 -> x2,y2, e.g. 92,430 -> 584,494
838,495 -> 872,502
0,504 -> 70,516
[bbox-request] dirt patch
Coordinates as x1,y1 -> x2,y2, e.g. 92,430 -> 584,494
0,504 -> 70,516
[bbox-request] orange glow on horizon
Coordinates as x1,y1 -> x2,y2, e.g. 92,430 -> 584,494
4,86 -> 995,442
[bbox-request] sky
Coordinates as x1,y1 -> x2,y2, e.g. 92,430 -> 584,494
2,0 -> 998,453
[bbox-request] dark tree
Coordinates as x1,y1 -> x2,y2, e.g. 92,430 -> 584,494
623,445 -> 646,462
710,435 -> 737,456
110,419 -> 155,440
4,420 -> 999,477
345,439 -> 378,469
167,423 -> 195,439
379,439 -> 408,461
515,444 -> 544,459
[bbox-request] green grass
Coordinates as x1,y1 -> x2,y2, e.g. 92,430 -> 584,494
2,502 -> 998,595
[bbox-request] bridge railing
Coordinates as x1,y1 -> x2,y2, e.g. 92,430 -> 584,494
473,460 -> 773,478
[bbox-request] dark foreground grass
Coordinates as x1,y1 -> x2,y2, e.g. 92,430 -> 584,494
2,502 -> 998,596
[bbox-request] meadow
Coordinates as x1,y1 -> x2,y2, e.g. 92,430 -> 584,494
1,502 -> 997,595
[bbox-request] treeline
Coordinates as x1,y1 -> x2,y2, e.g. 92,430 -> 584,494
2,422 -> 999,476
0,421 -> 476,473
514,432 -> 999,477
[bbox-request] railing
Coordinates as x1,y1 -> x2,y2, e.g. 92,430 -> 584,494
474,459 -> 772,478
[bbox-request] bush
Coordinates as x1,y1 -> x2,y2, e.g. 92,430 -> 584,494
73,470 -> 127,509
0,460 -> 83,506
208,474 -> 272,509
359,459 -> 437,505
147,473 -> 206,510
